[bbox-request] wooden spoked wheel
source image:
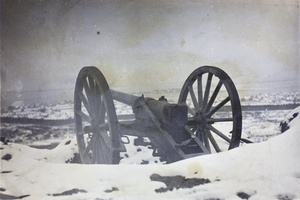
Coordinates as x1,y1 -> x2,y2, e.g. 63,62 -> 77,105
74,66 -> 121,164
178,66 -> 242,153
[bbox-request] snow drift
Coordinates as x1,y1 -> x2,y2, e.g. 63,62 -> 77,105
1,107 -> 300,200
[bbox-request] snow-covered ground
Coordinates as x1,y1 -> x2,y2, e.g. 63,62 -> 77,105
1,91 -> 300,199
1,91 -> 299,120
0,91 -> 299,147
1,107 -> 299,199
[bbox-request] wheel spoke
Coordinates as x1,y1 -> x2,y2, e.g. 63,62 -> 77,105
97,138 -> 106,164
98,96 -> 106,123
188,85 -> 200,112
93,134 -> 104,164
76,110 -> 91,123
89,133 -> 106,164
206,130 -> 221,152
81,77 -> 92,106
77,91 -> 92,117
83,76 -> 99,120
203,73 -> 213,110
98,123 -> 112,149
94,135 -> 104,164
197,76 -> 203,110
94,83 -> 102,122
203,130 -> 211,152
98,134 -> 111,163
206,96 -> 230,117
88,76 -> 97,117
207,124 -> 231,143
88,75 -> 96,96
205,80 -> 223,113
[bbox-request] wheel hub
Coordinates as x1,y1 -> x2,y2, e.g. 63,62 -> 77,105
83,123 -> 101,134
195,111 -> 207,129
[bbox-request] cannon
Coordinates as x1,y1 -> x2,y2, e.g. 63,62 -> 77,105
74,66 -> 242,164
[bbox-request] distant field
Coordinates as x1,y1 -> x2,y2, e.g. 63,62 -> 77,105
1,91 -> 298,153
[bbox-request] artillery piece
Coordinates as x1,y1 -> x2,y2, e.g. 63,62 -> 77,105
74,66 -> 242,164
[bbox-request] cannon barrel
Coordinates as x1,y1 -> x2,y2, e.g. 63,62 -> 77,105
110,89 -> 139,106
110,89 -> 188,127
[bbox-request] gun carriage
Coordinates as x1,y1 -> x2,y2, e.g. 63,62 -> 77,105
74,66 -> 242,164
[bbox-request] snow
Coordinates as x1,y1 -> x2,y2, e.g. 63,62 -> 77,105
1,100 -> 74,120
1,108 -> 300,199
1,92 -> 299,120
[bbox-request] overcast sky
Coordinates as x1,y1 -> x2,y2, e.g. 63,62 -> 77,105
1,0 -> 299,104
